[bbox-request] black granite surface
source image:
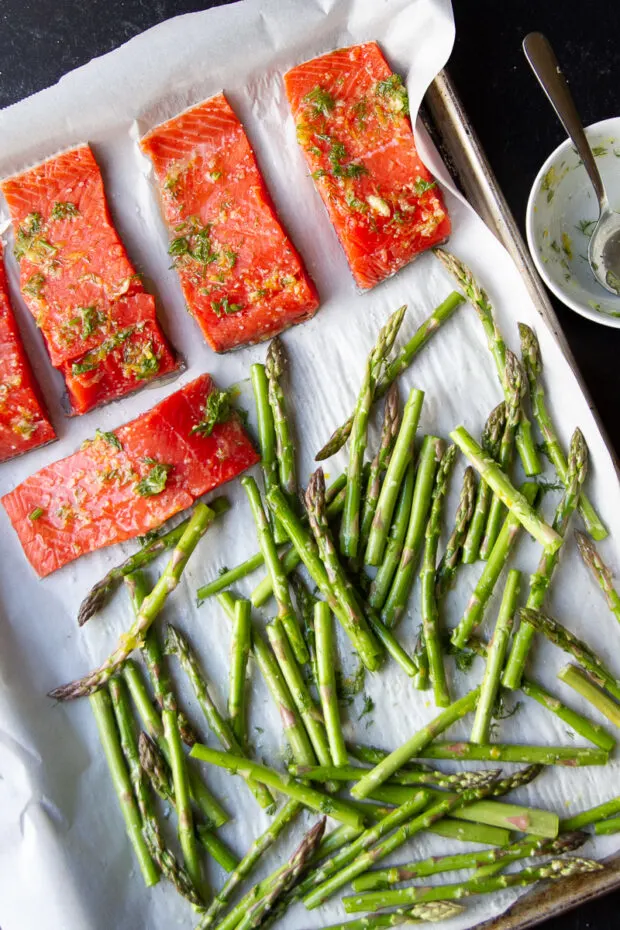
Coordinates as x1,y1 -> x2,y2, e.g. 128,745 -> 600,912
0,1 -> 619,927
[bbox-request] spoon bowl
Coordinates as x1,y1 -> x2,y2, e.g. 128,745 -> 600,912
590,210 -> 620,294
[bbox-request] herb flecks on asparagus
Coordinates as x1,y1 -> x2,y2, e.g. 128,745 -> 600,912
341,306 -> 406,558
435,248 -> 541,476
576,531 -> 620,623
316,293 -> 463,460
450,426 -> 561,552
463,403 -> 506,563
520,322 -> 606,539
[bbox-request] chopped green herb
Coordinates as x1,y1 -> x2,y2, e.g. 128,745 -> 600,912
336,662 -> 366,706
135,462 -> 173,498
223,249 -> 237,269
576,219 -> 597,237
211,298 -> 243,317
413,177 -> 436,196
606,269 -> 620,294
28,507 -> 44,521
561,232 -> 573,260
95,428 -> 122,451
50,201 -> 79,221
550,240 -> 560,254
23,272 -> 46,298
303,85 -> 336,118
376,73 -> 410,115
209,170 -> 222,182
312,168 -> 327,180
343,162 -> 368,179
71,325 -> 136,376
345,192 -> 369,213
191,388 -> 235,437
358,695 -> 375,725
591,145 -> 608,157
168,236 -> 190,256
14,212 -> 58,264
541,166 -> 556,203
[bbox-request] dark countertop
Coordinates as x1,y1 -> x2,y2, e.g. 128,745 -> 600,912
1,2 -> 618,928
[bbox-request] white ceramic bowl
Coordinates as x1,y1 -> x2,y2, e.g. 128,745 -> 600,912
526,117 -> 620,327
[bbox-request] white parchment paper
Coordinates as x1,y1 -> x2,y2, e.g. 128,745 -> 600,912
1,2 -> 620,929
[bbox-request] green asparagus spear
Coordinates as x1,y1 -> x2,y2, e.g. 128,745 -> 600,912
341,307 -> 406,557
351,830 -> 587,891
315,602 -> 348,767
249,475 -> 348,607
451,482 -> 539,649
369,463 -> 415,610
197,552 -> 267,603
122,659 -> 228,830
316,293 -> 464,460
50,503 -> 218,700
138,732 -> 237,872
480,350 -> 526,557
576,531 -> 620,623
520,323 -> 606,538
251,362 -> 287,544
434,249 -> 541,476
561,796 -> 620,831
77,498 -> 229,625
294,792 -> 431,899
267,616 -> 333,768
288,763 -> 502,792
229,597 -> 252,746
503,428 -> 588,690
419,445 -> 457,706
471,570 -> 521,744
343,857 -> 602,912
109,678 -> 202,904
436,466 -> 476,596
164,623 -> 273,808
124,571 -> 196,747
197,800 -> 302,929
90,687 -> 159,886
413,628 -> 430,690
595,817 -> 620,835
268,479 -> 380,672
450,427 -> 560,551
318,903 -> 466,930
163,707 -> 204,897
359,384 -> 401,561
558,664 -> 620,729
348,737 -> 609,766
265,337 -> 297,505
350,688 -> 480,799
518,608 -> 620,702
290,572 -> 320,685
235,819 -> 326,930
304,775 -> 500,909
463,403 -> 506,563
189,746 -> 365,828
364,388 -> 424,566
382,436 -> 444,628
242,475 -> 307,663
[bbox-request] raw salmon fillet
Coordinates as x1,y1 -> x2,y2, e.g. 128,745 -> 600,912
1,145 -> 178,414
2,373 -> 259,576
0,243 -> 55,463
140,94 -> 319,352
285,42 -> 451,289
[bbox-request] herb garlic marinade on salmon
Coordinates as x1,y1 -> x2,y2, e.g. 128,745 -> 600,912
140,94 -> 319,352
1,145 -> 178,415
0,243 -> 55,463
285,42 -> 451,289
2,374 -> 258,576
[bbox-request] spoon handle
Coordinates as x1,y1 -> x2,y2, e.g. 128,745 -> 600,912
523,32 -> 608,210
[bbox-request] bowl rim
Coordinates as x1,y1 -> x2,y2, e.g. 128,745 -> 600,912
525,115 -> 620,329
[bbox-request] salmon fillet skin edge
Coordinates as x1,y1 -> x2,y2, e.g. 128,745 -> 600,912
2,373 -> 259,577
0,243 -> 56,463
1,145 -> 179,415
285,42 -> 451,289
140,93 -> 319,353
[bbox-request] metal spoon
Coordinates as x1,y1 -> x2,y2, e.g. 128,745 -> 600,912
523,31 -> 620,295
